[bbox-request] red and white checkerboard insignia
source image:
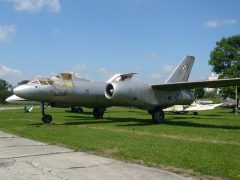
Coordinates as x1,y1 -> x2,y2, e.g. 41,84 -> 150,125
182,64 -> 187,71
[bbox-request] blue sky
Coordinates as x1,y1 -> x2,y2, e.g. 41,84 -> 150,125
0,0 -> 239,85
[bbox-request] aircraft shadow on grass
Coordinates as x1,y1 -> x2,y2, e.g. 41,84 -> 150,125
64,114 -> 240,130
29,113 -> 240,130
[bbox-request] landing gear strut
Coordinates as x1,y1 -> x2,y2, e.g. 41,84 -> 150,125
152,107 -> 165,124
93,107 -> 105,119
41,102 -> 52,124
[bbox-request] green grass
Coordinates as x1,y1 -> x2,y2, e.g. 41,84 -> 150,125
0,106 -> 240,179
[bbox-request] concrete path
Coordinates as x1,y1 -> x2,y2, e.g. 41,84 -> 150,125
0,107 -> 23,111
0,131 -> 193,180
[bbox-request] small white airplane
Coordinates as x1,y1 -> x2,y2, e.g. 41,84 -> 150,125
5,95 -> 38,105
164,101 -> 223,115
5,95 -> 38,112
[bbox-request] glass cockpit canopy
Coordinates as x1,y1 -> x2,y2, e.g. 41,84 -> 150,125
29,78 -> 54,85
54,72 -> 90,81
28,72 -> 90,85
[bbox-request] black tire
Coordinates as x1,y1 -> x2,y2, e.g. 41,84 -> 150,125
148,110 -> 153,115
42,114 -> 52,124
71,106 -> 83,113
193,112 -> 199,115
152,108 -> 165,124
93,107 -> 104,119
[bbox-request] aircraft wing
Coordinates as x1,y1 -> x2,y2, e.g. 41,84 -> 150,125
151,78 -> 240,90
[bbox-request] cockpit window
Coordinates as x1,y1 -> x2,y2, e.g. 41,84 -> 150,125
53,72 -> 90,81
60,73 -> 72,80
56,75 -> 62,79
29,80 -> 40,85
54,73 -> 73,80
47,80 -> 54,85
39,80 -> 48,85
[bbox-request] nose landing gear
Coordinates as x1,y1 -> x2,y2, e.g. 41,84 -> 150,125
41,102 -> 53,124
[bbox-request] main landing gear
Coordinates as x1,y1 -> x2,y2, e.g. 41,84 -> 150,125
151,107 -> 165,124
41,102 -> 52,124
93,107 -> 105,119
71,106 -> 83,113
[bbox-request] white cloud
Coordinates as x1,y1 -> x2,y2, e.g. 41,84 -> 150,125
161,64 -> 174,73
150,73 -> 161,79
205,20 -> 219,28
98,67 -> 115,78
204,18 -> 238,28
52,28 -> 62,36
148,51 -> 161,60
74,64 -> 87,72
223,19 -> 238,25
0,25 -> 16,43
0,65 -> 26,85
7,0 -> 61,13
150,64 -> 174,80
0,65 -> 21,76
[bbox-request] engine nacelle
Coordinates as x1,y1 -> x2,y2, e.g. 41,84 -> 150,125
105,81 -> 154,107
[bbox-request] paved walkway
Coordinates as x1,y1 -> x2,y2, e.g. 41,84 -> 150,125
0,131 -> 194,180
0,107 -> 23,111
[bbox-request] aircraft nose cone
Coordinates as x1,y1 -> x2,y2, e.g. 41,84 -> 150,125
13,86 -> 22,96
13,85 -> 27,97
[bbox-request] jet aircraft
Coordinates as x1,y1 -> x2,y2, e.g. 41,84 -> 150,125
105,56 -> 240,123
13,72 -> 136,123
14,56 -> 240,124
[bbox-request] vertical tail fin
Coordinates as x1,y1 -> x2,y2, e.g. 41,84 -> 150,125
165,56 -> 195,83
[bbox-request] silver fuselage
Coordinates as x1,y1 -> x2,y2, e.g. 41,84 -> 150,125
14,79 -> 194,110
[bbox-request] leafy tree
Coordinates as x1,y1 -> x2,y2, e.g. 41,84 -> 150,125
208,35 -> 240,98
0,79 -> 12,104
0,79 -> 12,91
193,88 -> 205,98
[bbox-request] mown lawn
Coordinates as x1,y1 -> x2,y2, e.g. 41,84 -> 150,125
0,106 -> 240,179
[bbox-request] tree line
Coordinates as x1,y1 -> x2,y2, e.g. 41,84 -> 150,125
0,79 -> 29,104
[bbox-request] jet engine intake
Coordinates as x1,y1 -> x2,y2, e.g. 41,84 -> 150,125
105,82 -> 152,107
105,83 -> 115,99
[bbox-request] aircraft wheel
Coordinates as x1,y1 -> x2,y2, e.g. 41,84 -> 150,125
193,112 -> 199,115
152,108 -> 165,124
42,114 -> 52,124
71,106 -> 83,113
148,110 -> 153,115
93,107 -> 104,119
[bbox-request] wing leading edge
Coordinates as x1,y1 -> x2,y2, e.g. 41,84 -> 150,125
152,78 -> 240,91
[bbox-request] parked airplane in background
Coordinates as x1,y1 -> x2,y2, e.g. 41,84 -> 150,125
14,56 -> 240,124
5,95 -> 38,105
5,94 -> 84,113
5,95 -> 38,113
163,100 -> 223,115
13,72 -> 136,123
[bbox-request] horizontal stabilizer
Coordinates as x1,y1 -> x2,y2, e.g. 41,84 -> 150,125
152,78 -> 240,90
